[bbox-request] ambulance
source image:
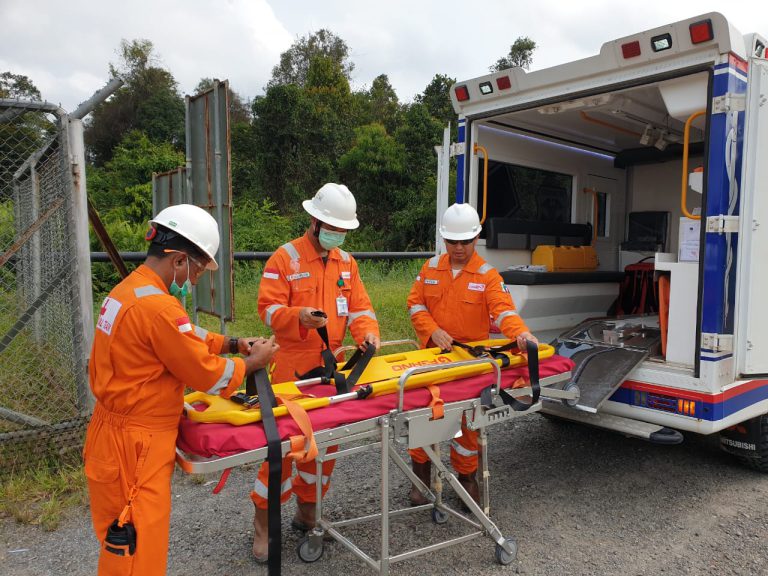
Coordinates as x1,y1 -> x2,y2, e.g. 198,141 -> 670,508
438,12 -> 768,470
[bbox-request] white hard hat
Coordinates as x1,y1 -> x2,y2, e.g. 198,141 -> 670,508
440,203 -> 482,241
302,183 -> 360,229
150,204 -> 220,270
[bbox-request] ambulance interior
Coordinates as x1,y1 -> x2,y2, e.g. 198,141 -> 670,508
470,71 -> 708,407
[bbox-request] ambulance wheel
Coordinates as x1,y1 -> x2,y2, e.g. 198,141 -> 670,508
297,535 -> 324,563
431,507 -> 448,524
720,413 -> 768,473
562,382 -> 580,407
494,536 -> 518,565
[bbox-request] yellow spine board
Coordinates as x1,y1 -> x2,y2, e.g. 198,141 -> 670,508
184,340 -> 554,426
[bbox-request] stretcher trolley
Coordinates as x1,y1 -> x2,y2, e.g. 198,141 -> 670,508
176,340 -> 575,574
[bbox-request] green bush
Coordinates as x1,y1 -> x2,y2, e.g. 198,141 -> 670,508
233,198 -> 294,251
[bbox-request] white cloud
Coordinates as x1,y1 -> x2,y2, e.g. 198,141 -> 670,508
2,0 -> 767,111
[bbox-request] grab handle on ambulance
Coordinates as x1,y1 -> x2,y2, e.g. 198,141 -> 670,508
396,357 -> 502,413
474,143 -> 489,225
681,110 -> 706,220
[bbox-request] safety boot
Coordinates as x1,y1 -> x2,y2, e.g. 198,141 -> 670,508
409,460 -> 432,506
457,471 -> 480,512
252,505 -> 269,563
292,499 -> 317,531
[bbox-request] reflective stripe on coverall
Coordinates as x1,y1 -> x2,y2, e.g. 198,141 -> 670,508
406,252 -> 530,473
253,235 -> 379,508
84,265 -> 245,576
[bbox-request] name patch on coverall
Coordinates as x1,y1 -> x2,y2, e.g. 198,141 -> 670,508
96,297 -> 122,335
468,283 -> 486,292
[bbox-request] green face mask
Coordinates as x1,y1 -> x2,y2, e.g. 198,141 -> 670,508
169,260 -> 192,303
318,228 -> 346,250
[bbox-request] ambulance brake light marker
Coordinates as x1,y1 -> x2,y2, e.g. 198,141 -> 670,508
455,85 -> 470,102
689,19 -> 714,44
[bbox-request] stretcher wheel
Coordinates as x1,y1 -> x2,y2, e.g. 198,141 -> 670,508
297,535 -> 324,563
431,507 -> 448,524
562,381 -> 580,407
494,536 -> 517,565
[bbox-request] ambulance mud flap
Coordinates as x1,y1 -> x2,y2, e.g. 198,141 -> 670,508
553,319 -> 662,412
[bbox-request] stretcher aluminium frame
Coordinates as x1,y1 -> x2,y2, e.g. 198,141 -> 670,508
176,355 -> 574,574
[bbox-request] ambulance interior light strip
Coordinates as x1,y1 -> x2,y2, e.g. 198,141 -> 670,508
478,123 -> 616,161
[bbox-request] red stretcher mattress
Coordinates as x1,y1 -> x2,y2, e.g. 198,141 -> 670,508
177,356 -> 574,458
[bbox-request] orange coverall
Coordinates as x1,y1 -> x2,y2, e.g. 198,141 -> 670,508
84,265 -> 245,576
253,234 -> 379,507
406,251 -> 529,473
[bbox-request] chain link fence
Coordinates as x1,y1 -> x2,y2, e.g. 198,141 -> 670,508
0,102 -> 91,477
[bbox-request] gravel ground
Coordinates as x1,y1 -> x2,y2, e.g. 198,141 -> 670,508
2,413 -> 768,576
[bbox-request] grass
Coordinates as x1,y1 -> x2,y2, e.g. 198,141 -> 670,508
194,259 -> 423,347
0,463 -> 87,531
2,257 -> 426,528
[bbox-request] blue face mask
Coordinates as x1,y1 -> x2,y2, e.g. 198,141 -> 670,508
318,228 -> 346,250
169,259 -> 192,303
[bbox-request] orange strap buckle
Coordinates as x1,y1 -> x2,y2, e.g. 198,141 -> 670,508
426,385 -> 444,420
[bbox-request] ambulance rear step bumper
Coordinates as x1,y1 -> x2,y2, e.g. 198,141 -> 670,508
540,402 -> 684,444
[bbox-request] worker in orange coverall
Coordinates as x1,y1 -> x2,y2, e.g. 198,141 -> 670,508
252,183 -> 380,561
406,202 -> 537,508
84,204 -> 277,576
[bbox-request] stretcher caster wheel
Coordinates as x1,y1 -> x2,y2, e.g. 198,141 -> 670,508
494,536 -> 517,565
431,507 -> 448,524
297,535 -> 324,563
562,381 -> 580,407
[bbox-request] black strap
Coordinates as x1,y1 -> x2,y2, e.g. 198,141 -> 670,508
295,322 -> 338,382
250,369 -> 282,576
295,320 -> 377,394
480,339 -> 541,411
342,341 -> 376,389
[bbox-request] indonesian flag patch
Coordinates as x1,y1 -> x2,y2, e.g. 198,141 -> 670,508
263,267 -> 279,280
176,316 -> 193,333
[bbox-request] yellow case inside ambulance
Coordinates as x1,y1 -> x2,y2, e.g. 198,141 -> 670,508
531,245 -> 598,272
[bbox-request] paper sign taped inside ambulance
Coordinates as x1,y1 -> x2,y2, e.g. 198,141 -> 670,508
679,217 -> 700,262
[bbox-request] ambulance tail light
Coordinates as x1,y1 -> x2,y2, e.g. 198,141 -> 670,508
632,390 -> 699,417
455,85 -> 470,102
621,41 -> 641,59
689,19 -> 714,44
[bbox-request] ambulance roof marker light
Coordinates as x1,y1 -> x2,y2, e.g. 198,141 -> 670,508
621,40 -> 642,59
496,75 -> 511,90
689,19 -> 714,44
455,85 -> 470,102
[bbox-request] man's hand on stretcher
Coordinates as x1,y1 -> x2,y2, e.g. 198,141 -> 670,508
360,333 -> 380,351
243,336 -> 279,375
430,328 -> 539,353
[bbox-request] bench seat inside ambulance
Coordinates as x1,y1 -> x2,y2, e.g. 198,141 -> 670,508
486,218 -> 624,341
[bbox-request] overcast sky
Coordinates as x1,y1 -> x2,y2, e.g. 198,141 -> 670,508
1,1 -> 764,112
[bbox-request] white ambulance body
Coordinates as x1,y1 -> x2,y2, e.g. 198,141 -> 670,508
440,12 -> 768,469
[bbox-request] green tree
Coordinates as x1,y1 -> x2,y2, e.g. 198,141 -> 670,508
415,74 -> 456,127
0,73 -> 53,200
490,36 -> 537,72
85,39 -> 185,165
252,56 -> 355,212
390,103 -> 444,249
269,29 -> 354,88
339,123 -> 405,248
88,130 -> 184,217
361,75 -> 402,135
0,72 -> 42,100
